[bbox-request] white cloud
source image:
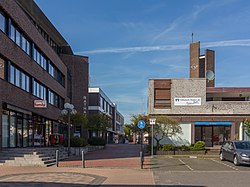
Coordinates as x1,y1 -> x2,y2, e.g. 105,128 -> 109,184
77,39 -> 250,55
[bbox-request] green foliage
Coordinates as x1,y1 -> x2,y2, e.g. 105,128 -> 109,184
161,144 -> 173,151
190,141 -> 205,150
88,137 -> 106,146
179,145 -> 191,151
87,114 -> 112,132
160,142 -> 205,152
62,136 -> 87,147
243,119 -> 250,133
130,114 -> 150,133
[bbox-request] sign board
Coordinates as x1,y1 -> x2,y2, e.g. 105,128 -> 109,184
138,120 -> 146,129
34,100 -> 47,108
174,97 -> 201,106
149,118 -> 156,125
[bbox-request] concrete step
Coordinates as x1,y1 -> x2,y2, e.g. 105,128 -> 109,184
0,147 -> 69,167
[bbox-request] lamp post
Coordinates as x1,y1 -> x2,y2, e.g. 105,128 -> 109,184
61,103 -> 77,156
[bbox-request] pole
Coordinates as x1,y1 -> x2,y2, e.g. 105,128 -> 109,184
68,111 -> 70,156
140,130 -> 144,169
141,130 -> 143,152
151,123 -> 154,158
56,150 -> 59,167
82,150 -> 85,168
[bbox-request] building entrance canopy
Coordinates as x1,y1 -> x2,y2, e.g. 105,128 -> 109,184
195,122 -> 232,126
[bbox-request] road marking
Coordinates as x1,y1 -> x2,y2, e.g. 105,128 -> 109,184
211,159 -> 238,171
178,159 -> 194,171
189,156 -> 197,159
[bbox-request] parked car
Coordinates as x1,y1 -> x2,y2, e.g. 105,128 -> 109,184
219,140 -> 250,166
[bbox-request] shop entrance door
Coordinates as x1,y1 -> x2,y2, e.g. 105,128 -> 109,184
33,124 -> 45,146
202,126 -> 213,147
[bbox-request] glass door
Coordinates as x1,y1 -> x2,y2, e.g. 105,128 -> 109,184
17,117 -> 23,147
202,126 -> 213,147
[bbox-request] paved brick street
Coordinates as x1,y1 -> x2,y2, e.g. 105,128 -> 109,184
0,144 -> 155,186
1,144 -> 250,186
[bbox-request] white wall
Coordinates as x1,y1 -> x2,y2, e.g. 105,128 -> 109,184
158,123 -> 192,146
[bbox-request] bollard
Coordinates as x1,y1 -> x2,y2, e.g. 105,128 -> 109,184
56,150 -> 59,167
140,151 -> 144,169
82,151 -> 85,168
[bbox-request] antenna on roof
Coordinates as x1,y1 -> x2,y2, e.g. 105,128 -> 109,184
206,70 -> 215,82
191,33 -> 194,43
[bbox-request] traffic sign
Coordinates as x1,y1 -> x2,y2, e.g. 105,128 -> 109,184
138,120 -> 146,129
149,118 -> 156,125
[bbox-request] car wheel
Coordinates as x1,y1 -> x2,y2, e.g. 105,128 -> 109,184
219,152 -> 225,161
233,155 -> 240,166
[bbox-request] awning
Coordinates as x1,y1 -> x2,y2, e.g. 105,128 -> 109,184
195,122 -> 232,126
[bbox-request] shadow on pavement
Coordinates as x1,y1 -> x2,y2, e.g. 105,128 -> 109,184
64,144 -> 143,161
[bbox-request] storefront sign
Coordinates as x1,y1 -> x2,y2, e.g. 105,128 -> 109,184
174,97 -> 201,106
34,100 -> 47,108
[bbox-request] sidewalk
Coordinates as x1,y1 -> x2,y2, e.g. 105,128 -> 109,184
0,144 -> 155,186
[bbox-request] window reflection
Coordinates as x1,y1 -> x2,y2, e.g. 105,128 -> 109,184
0,11 -> 6,32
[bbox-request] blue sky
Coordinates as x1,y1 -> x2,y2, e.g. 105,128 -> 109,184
35,0 -> 250,123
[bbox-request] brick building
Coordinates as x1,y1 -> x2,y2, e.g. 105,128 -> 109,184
88,88 -> 124,143
0,0 -> 89,149
148,41 -> 250,147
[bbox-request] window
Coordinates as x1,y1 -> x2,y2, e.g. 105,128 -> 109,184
15,29 -> 21,47
9,64 -> 30,92
2,113 -> 9,147
0,57 -> 5,79
33,46 -> 47,70
9,65 -> 15,84
48,89 -> 63,108
10,22 -> 31,55
100,97 -> 103,109
48,61 -> 65,86
15,69 -> 20,87
48,62 -> 55,77
10,24 -> 15,41
33,80 -> 46,100
0,11 -> 6,32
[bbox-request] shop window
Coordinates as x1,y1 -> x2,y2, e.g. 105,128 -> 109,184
10,113 -> 16,147
2,114 -> 9,147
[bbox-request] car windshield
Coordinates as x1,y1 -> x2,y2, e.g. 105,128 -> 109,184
234,142 -> 250,150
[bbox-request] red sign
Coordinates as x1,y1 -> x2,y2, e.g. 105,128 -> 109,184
34,100 -> 47,108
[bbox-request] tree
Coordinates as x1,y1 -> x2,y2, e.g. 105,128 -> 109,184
152,116 -> 182,150
130,114 -> 150,143
130,114 -> 150,133
243,119 -> 250,134
62,113 -> 88,137
124,124 -> 133,141
87,113 -> 112,136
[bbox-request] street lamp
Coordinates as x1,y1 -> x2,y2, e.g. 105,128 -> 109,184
61,103 -> 77,156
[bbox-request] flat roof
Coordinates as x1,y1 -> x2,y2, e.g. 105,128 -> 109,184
207,87 -> 250,93
16,0 -> 73,54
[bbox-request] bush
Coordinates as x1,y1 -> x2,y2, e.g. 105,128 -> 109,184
161,144 -> 173,151
191,141 -> 205,150
179,145 -> 191,151
62,136 -> 87,147
88,137 -> 106,146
